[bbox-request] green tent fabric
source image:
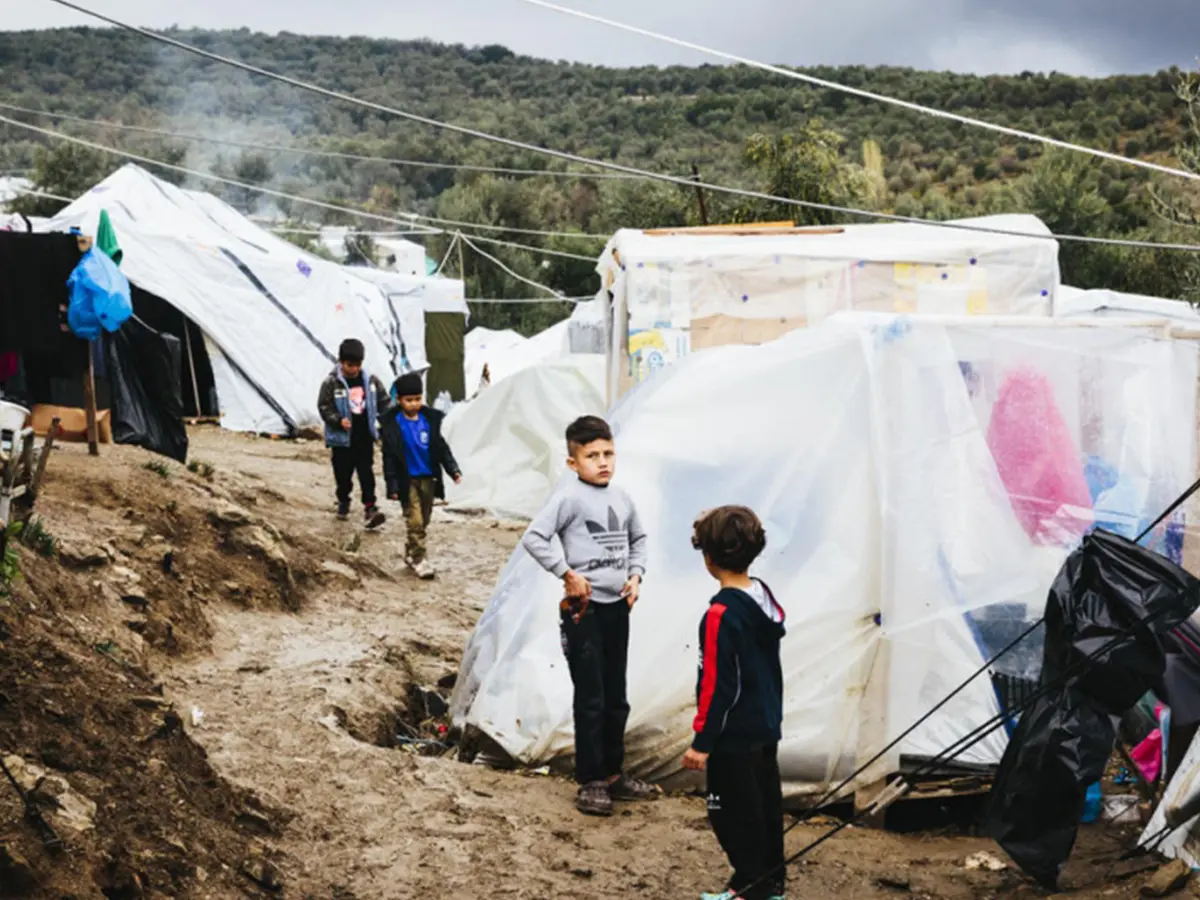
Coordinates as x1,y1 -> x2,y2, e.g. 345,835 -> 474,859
424,311 -> 466,402
96,209 -> 123,266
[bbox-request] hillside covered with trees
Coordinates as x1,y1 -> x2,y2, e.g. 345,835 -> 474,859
1,27 -> 1198,332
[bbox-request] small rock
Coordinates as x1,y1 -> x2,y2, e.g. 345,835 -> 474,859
209,503 -> 254,527
1142,859 -> 1192,897
57,540 -> 111,568
120,594 -> 149,610
964,852 -> 1007,872
236,809 -> 274,836
240,856 -> 283,892
130,696 -> 170,711
570,868 -> 594,879
0,843 -> 38,895
877,874 -> 911,891
321,561 -> 359,582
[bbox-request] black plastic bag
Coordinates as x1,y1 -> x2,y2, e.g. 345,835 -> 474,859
984,528 -> 1200,889
105,317 -> 188,463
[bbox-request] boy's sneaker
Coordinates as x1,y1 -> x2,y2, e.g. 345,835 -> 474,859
609,774 -> 661,802
407,558 -> 436,580
364,506 -> 386,530
575,781 -> 614,817
336,502 -> 350,521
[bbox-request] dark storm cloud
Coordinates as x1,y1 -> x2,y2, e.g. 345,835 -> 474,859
8,0 -> 1199,75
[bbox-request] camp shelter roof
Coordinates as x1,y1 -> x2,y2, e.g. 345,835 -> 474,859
597,214 -> 1060,325
1056,285 -> 1200,323
43,164 -> 418,434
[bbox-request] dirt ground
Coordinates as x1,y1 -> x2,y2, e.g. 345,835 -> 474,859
0,428 -> 1179,899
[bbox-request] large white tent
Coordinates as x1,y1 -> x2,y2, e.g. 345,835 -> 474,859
596,215 -> 1060,404
443,356 -> 605,520
452,312 -> 1197,795
44,164 -> 462,434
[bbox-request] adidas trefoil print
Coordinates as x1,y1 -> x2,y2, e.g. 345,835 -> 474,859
521,479 -> 648,603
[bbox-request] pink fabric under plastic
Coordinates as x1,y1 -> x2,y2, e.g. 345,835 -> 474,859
986,367 -> 1093,544
1129,704 -> 1167,784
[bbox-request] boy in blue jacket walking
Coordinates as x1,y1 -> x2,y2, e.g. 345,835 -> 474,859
317,338 -> 388,529
683,506 -> 787,900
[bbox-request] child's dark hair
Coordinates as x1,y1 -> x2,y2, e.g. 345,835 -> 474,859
692,506 -> 767,573
338,338 -> 365,365
565,415 -> 612,454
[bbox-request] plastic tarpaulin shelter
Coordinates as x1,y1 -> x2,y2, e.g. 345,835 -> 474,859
451,314 -> 1198,795
44,164 -> 430,434
596,215 -> 1060,404
443,356 -> 606,520
1055,286 -> 1200,324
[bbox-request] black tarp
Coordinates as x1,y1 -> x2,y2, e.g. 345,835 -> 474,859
983,528 -> 1200,889
105,316 -> 188,463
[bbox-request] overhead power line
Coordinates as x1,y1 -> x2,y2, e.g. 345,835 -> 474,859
517,0 -> 1200,186
39,0 -> 1200,254
0,100 -> 643,182
0,113 -> 608,245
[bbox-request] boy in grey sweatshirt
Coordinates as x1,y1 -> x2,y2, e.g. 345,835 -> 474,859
522,415 -> 658,816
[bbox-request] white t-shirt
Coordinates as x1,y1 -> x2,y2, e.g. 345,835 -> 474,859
746,578 -> 784,624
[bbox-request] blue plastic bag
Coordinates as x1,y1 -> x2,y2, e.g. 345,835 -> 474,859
1080,782 -> 1102,823
66,248 -> 132,340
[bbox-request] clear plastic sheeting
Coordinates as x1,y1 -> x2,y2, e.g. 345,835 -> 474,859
443,357 -> 606,520
452,314 -> 1199,795
1055,286 -> 1200,324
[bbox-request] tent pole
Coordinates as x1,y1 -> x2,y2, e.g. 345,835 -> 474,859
83,342 -> 99,456
182,318 -> 203,417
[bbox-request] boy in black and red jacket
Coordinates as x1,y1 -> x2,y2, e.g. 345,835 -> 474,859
683,506 -> 787,900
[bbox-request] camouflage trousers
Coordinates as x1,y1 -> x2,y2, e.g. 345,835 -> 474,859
405,478 -> 436,564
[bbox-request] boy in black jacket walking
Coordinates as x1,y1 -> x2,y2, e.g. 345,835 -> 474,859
379,372 -> 462,580
317,338 -> 389,529
683,506 -> 787,900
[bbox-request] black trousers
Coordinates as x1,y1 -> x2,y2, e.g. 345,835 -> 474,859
707,743 -> 785,900
331,442 -> 376,508
560,600 -> 630,785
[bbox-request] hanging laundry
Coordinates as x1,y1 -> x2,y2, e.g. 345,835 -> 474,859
0,231 -> 81,355
986,366 -> 1093,544
95,209 -> 123,266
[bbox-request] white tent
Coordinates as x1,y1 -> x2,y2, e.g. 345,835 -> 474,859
443,356 -> 606,520
43,165 -> 463,433
1056,285 -> 1200,324
452,313 -> 1197,794
596,215 -> 1060,404
348,265 -> 470,394
463,326 -> 528,391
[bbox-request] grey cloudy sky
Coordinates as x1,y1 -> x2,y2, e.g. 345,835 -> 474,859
9,0 -> 1200,76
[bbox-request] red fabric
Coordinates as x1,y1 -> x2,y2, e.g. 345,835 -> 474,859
986,367 -> 1092,544
693,603 -> 727,734
0,352 -> 16,382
